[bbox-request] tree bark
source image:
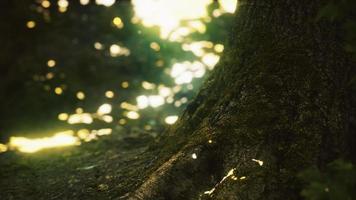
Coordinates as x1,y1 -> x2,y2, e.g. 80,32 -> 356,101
127,0 -> 355,199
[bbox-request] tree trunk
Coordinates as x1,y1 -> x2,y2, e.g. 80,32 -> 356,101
127,0 -> 355,199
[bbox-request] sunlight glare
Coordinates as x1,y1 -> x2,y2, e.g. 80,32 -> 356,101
97,103 -> 112,115
58,113 -> 69,121
113,17 -> 124,28
68,113 -> 93,124
127,111 -> 140,119
148,95 -> 165,107
41,0 -> 51,8
220,0 -> 238,13
0,143 -> 8,153
202,53 -> 220,69
136,95 -> 149,109
54,87 -> 63,95
76,91 -> 85,100
80,0 -> 90,5
105,90 -> 114,98
26,21 -> 36,29
9,131 -> 79,153
47,59 -> 56,67
165,115 -> 178,125
132,0 -> 213,40
110,44 -> 130,57
95,0 -> 115,7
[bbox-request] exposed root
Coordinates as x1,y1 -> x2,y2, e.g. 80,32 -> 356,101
128,150 -> 185,200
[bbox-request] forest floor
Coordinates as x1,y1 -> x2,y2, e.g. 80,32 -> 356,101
0,129 -> 158,200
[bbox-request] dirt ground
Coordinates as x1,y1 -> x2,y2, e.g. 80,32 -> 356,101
0,129 -> 157,200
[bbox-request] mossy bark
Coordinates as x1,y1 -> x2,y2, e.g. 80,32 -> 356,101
127,0 -> 355,199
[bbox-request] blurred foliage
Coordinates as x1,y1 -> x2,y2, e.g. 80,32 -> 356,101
317,0 -> 356,127
299,159 -> 356,200
317,0 -> 356,54
0,0 -> 234,140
